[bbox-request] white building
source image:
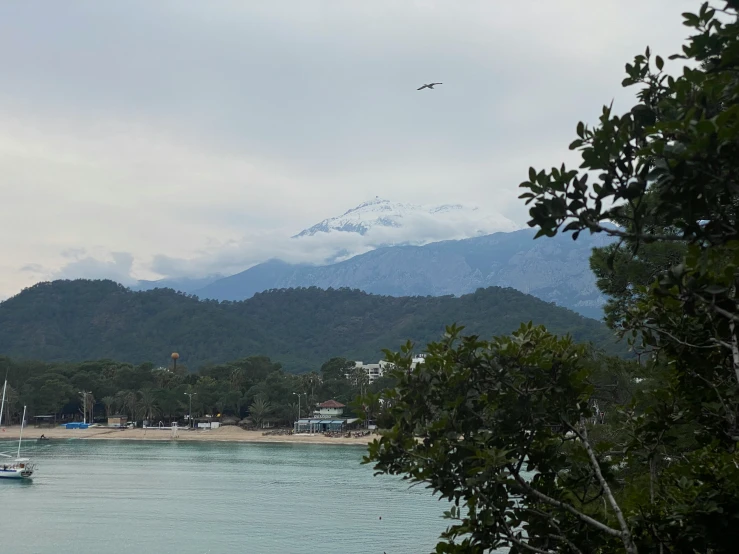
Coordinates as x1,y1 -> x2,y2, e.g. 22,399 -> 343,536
352,355 -> 427,383
312,399 -> 346,419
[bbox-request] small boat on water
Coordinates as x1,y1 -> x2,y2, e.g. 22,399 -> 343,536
0,377 -> 35,480
0,456 -> 34,479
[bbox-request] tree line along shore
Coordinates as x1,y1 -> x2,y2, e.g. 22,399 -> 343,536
0,355 -> 388,430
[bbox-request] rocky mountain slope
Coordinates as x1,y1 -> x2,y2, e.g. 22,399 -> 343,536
194,228 -> 614,319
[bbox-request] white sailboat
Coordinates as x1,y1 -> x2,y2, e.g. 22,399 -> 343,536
0,378 -> 35,480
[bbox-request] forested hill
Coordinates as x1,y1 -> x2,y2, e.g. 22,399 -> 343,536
0,280 -> 620,371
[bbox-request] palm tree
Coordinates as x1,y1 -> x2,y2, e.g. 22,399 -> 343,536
138,389 -> 158,422
219,390 -> 241,415
349,366 -> 369,397
158,389 -> 184,422
301,371 -> 321,408
101,396 -> 116,418
102,365 -> 118,381
288,401 -> 299,421
229,368 -> 244,391
215,398 -> 226,417
116,390 -> 136,422
248,395 -> 273,429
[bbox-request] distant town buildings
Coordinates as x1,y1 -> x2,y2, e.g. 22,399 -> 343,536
294,355 -> 429,434
350,354 -> 427,383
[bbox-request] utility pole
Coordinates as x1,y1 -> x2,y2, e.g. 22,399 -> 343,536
184,392 -> 196,429
78,391 -> 91,424
292,392 -> 306,433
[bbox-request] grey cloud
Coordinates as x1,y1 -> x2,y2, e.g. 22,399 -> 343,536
61,248 -> 87,259
150,206 -> 519,278
20,263 -> 46,273
0,1 -> 694,174
53,251 -> 137,285
0,0 -> 699,297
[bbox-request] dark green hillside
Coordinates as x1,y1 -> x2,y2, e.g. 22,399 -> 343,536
0,280 -> 621,371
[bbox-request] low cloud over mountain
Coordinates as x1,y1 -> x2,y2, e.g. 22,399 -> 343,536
45,197 -> 521,285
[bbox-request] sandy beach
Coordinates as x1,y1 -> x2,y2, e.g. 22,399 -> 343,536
0,425 -> 378,446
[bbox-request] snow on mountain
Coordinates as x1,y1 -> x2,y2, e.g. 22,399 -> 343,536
129,197 -> 522,292
293,197 -> 519,242
194,228 -> 615,319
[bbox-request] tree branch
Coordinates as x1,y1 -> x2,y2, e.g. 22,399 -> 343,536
515,430 -> 537,474
563,421 -> 639,554
729,321 -> 739,387
506,464 -> 623,538
579,219 -> 689,243
688,369 -> 735,425
548,534 -> 585,554
500,517 -> 558,554
524,507 -> 586,554
642,325 -> 719,350
708,301 -> 739,324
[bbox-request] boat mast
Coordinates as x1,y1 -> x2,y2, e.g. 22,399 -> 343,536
0,375 -> 7,427
17,405 -> 26,459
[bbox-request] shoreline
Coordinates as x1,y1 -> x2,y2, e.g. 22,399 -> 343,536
0,425 -> 377,446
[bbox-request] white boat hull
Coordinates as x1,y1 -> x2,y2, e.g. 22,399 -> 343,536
0,398 -> 34,479
0,468 -> 33,479
0,457 -> 35,479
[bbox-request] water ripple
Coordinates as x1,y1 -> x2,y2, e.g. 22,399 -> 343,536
0,440 -> 446,554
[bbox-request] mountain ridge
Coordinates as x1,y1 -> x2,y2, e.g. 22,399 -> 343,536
193,227 -> 615,319
0,279 -> 622,371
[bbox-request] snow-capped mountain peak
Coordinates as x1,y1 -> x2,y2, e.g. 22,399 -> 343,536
292,197 -> 519,241
294,197 -> 410,237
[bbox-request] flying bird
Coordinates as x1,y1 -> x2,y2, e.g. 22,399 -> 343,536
417,82 -> 442,90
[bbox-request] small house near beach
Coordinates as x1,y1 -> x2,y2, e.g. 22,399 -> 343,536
107,415 -> 128,428
314,399 -> 345,418
33,415 -> 57,428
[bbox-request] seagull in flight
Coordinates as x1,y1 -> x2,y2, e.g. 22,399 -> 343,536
417,82 -> 442,90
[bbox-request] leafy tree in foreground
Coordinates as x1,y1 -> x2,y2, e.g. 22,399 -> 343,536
366,3 -> 739,553
368,325 -> 636,553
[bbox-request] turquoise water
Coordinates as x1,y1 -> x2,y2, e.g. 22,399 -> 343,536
0,440 -> 447,554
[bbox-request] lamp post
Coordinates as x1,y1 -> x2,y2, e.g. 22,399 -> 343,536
292,392 -> 306,433
184,392 -> 196,429
78,391 -> 91,424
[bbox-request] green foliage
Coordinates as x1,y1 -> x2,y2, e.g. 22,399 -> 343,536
588,207 -> 687,331
367,3 -> 739,553
365,325 -> 630,553
0,280 -> 621,371
320,357 -> 354,381
519,0 -> 739,457
248,394 -> 273,428
0,352 -> 370,429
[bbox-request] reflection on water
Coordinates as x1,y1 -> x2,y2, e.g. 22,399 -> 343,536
0,440 -> 447,554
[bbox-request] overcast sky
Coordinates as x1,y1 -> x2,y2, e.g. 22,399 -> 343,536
0,0 -> 696,298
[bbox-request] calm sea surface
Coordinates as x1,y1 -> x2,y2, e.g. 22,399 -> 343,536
0,439 -> 448,554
